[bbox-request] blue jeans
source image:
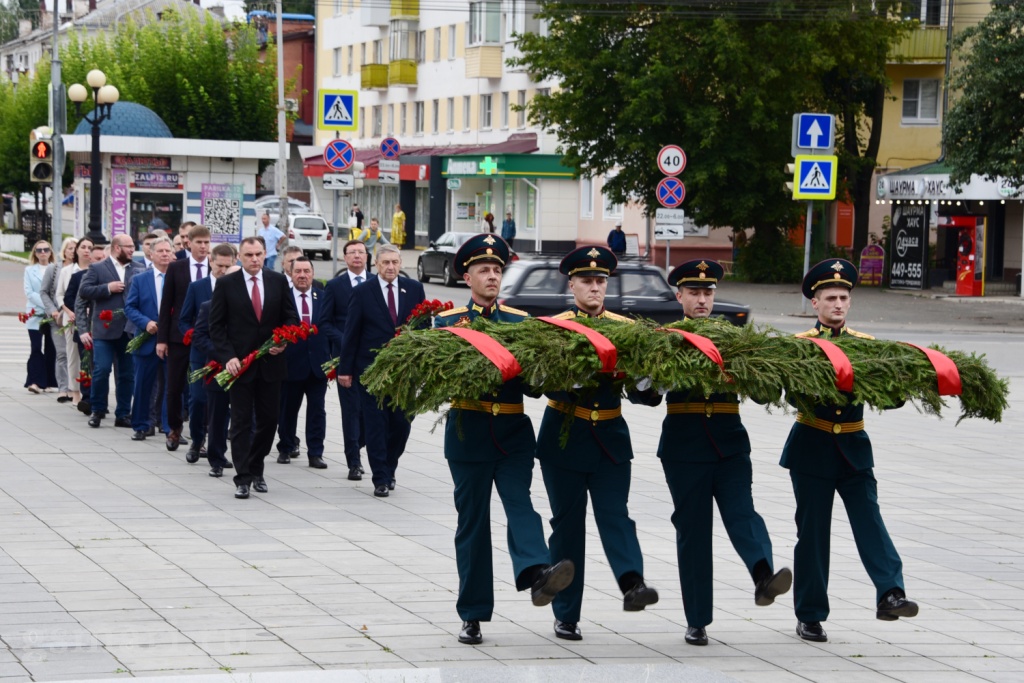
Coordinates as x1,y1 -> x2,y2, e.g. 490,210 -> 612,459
265,255 -> 277,270
91,334 -> 134,418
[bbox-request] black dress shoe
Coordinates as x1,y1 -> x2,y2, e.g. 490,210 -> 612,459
276,454 -> 291,464
373,485 -> 389,498
57,396 -> 73,404
131,430 -> 147,441
235,484 -> 250,499
177,435 -> 189,446
252,478 -> 268,493
186,447 -> 201,464
144,426 -> 156,437
287,449 -> 300,459
209,467 -> 224,478
77,399 -> 91,415
754,567 -> 793,606
457,620 -> 482,645
623,582 -> 659,611
685,626 -> 708,646
88,413 -> 103,428
796,620 -> 828,642
114,416 -> 132,428
876,589 -> 919,621
223,461 -> 233,469
553,619 -> 582,641
347,467 -> 362,481
166,430 -> 180,451
308,457 -> 328,469
531,559 -> 575,607
388,478 -> 396,491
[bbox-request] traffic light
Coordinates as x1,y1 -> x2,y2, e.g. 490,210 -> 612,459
30,139 -> 54,183
783,163 -> 797,195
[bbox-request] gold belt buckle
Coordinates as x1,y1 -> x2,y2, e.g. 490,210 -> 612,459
590,409 -> 600,422
832,423 -> 842,434
491,402 -> 501,416
705,402 -> 714,417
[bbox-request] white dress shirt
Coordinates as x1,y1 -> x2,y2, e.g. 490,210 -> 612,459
292,286 -> 314,324
348,269 -> 366,288
188,255 -> 210,282
378,275 -> 399,313
111,256 -> 126,283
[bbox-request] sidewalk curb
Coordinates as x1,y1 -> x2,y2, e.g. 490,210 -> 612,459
0,251 -> 30,265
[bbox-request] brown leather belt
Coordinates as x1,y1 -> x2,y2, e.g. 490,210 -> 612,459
667,402 -> 739,417
796,412 -> 865,434
547,400 -> 621,422
450,399 -> 524,415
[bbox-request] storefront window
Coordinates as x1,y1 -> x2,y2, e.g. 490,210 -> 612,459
525,181 -> 536,231
130,191 -> 183,243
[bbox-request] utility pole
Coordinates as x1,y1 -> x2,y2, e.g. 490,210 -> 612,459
275,0 -> 289,241
51,0 -> 64,248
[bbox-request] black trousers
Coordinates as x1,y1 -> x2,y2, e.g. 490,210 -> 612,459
228,378 -> 281,487
165,342 -> 190,432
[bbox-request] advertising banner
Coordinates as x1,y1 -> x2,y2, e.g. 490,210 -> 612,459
889,204 -> 928,290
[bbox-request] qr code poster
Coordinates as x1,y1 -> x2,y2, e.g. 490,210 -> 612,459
201,184 -> 244,243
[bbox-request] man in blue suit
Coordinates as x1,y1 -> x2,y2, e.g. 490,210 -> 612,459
124,236 -> 175,440
339,243 -> 426,497
76,234 -> 144,428
277,257 -> 331,469
320,239 -> 369,480
178,243 -> 238,464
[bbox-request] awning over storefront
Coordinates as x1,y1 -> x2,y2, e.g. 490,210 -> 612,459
441,153 -> 574,178
300,133 -> 541,179
877,160 -> 1022,201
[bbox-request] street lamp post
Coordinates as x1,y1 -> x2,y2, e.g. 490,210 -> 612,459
68,69 -> 119,245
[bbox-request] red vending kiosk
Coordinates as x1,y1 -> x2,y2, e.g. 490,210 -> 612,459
945,215 -> 986,297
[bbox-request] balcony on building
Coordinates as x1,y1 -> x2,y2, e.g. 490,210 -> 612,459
891,26 -> 947,63
361,63 -> 389,90
391,0 -> 418,19
389,18 -> 418,87
465,1 -> 502,78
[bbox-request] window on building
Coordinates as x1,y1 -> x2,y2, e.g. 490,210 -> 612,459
580,177 -> 594,218
347,46 -> 353,75
372,106 -> 383,137
537,87 -> 550,99
517,90 -> 526,128
389,21 -> 416,61
447,97 -> 455,132
373,40 -> 383,63
417,31 -> 426,62
480,94 -> 492,129
506,0 -> 542,41
387,105 -> 394,135
400,103 -> 407,135
415,101 -> 425,134
463,96 -> 471,131
448,24 -> 457,59
361,43 -> 367,66
500,92 -> 509,129
469,1 -> 501,45
431,99 -> 439,134
603,171 -> 623,219
434,28 -> 441,61
360,107 -> 366,138
902,0 -> 943,25
902,79 -> 940,123
333,48 -> 341,76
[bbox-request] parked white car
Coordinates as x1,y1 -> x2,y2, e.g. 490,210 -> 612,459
286,214 -> 333,260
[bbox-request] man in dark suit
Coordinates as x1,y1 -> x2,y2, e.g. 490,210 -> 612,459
657,259 -> 791,647
782,259 -> 918,643
173,221 -> 195,261
339,243 -> 425,497
320,239 -> 369,480
157,224 -> 211,452
76,234 -> 143,428
209,236 -> 299,499
192,298 -> 235,477
66,241 -> 105,416
178,243 -> 237,464
276,257 -> 330,469
124,236 -> 175,440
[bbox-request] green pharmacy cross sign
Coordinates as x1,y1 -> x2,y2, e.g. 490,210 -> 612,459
479,156 -> 498,175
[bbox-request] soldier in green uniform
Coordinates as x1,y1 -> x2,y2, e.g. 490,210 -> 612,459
783,258 -> 918,643
434,233 -> 575,646
658,259 -> 792,646
535,245 -> 659,641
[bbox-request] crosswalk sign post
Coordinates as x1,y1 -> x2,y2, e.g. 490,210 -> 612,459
318,90 -> 359,131
792,155 -> 837,200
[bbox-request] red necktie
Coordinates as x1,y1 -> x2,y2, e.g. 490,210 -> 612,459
301,292 -> 310,325
251,276 -> 262,321
387,283 -> 397,326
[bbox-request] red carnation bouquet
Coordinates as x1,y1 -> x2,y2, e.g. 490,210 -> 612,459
77,347 -> 92,389
189,360 -> 223,384
215,322 -> 319,391
18,308 -> 37,324
399,299 -> 454,335
183,328 -> 194,346
98,308 -> 124,329
321,357 -> 340,383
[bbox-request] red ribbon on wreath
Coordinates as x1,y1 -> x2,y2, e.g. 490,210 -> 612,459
440,327 -> 522,382
901,343 -> 962,396
802,337 -> 854,393
537,317 -> 617,373
659,329 -> 725,371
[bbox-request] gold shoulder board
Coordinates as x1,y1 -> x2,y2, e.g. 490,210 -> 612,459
794,328 -> 820,338
552,310 -> 576,320
436,306 -> 469,318
845,327 -> 875,340
601,310 -> 635,323
498,304 -> 530,317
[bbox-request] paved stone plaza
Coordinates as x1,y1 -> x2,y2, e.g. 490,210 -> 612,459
1,258 -> 1023,682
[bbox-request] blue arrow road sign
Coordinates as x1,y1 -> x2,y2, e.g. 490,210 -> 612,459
792,155 -> 837,200
324,139 -> 354,171
380,138 -> 401,159
796,113 -> 834,151
656,177 -> 686,208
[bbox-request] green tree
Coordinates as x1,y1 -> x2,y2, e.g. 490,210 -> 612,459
944,0 -> 1024,189
0,63 -> 52,197
513,1 -> 912,272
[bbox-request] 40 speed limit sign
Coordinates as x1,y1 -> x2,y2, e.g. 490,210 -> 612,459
657,145 -> 687,177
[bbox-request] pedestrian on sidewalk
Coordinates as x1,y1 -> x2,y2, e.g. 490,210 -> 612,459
23,240 -> 57,394
39,237 -> 77,402
57,237 -> 89,406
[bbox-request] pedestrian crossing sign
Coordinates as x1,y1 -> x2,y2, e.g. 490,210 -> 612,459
318,90 -> 359,131
792,155 -> 837,200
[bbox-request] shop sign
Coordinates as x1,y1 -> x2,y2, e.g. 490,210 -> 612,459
132,172 -> 181,189
111,169 -> 129,238
111,155 -> 171,170
889,204 -> 928,290
200,184 -> 244,243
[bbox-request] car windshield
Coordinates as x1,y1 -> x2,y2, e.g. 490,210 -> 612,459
293,217 -> 325,230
